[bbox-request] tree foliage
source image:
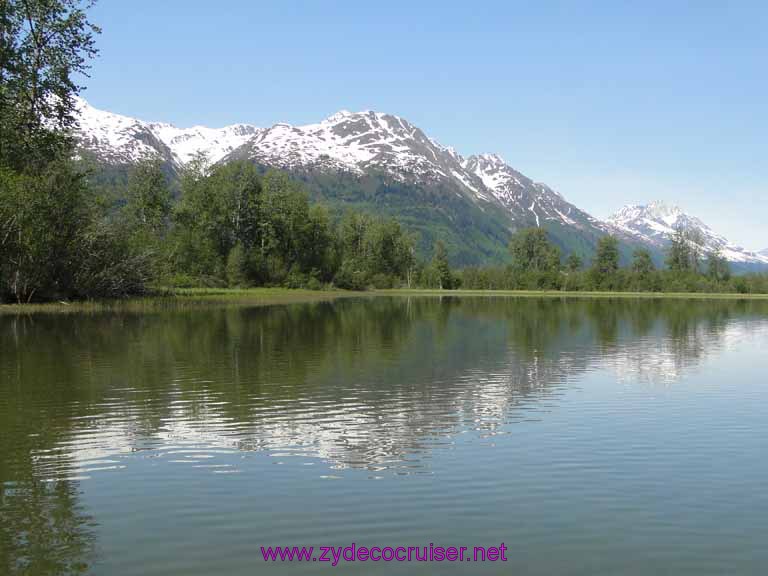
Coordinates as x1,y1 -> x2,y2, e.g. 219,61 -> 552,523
155,162 -> 418,290
0,0 -> 100,171
0,1 -> 155,302
509,228 -> 561,274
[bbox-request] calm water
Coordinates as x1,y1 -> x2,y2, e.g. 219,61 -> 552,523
2,297 -> 768,575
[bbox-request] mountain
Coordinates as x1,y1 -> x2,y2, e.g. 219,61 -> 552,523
74,98 -> 622,264
608,201 -> 768,270
75,97 -> 260,170
73,99 -> 764,269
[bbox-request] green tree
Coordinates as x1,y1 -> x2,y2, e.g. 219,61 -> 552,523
631,248 -> 655,277
0,0 -> 100,171
589,235 -> 620,289
0,0 -> 119,302
686,228 -> 705,273
566,252 -> 583,273
706,249 -> 731,283
629,248 -> 657,291
1,160 -> 150,301
667,227 -> 704,273
226,243 -> 248,287
125,158 -> 172,236
432,241 -> 454,290
509,228 -> 561,273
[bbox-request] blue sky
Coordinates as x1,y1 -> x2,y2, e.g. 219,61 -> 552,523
83,1 -> 767,249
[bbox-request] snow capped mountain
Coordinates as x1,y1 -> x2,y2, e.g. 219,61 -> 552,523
74,97 -> 176,165
608,201 -> 768,265
73,99 -> 764,267
148,122 -> 260,165
223,109 -> 481,188
224,113 -> 603,231
74,99 -> 599,233
75,97 -> 259,166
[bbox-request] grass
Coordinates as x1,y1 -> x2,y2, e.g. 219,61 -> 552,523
377,288 -> 768,300
0,287 -> 362,316
2,287 -> 768,315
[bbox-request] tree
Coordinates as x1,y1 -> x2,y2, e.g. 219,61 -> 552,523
1,159 -> 151,301
686,228 -> 705,273
214,160 -> 262,249
631,248 -> 655,277
667,227 -> 688,272
125,158 -> 171,236
566,253 -> 583,273
0,0 -> 100,171
629,248 -> 657,291
509,228 -> 561,274
0,162 -> 88,301
666,226 -> 704,273
333,210 -> 415,289
0,1 -> 148,303
395,231 -> 417,288
589,235 -> 620,289
171,159 -> 265,284
706,249 -> 731,282
432,241 -> 454,290
226,243 -> 248,287
299,204 -> 334,280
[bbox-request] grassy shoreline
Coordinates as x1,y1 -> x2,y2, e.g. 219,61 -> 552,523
377,289 -> 768,300
0,288 -> 363,315
2,287 -> 768,315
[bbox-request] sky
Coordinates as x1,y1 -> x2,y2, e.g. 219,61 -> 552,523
82,0 -> 767,250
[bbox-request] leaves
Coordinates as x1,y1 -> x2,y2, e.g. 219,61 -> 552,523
0,0 -> 100,171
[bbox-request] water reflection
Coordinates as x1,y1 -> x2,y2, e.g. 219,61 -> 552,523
3,298 -> 768,475
1,297 -> 768,573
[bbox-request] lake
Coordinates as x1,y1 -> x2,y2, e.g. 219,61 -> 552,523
2,296 -> 767,575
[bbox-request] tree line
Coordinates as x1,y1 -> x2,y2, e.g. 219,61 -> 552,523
460,228 -> 768,294
112,156 -> 424,292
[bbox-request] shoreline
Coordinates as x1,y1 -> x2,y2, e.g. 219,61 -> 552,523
2,287 -> 768,315
377,289 -> 768,300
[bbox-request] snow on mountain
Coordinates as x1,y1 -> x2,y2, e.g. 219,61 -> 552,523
74,98 -> 600,231
224,112 -> 603,230
608,201 -> 768,265
74,97 -> 175,165
76,99 -> 768,265
224,109 -> 485,190
74,97 -> 259,166
463,153 -> 610,231
148,122 -> 260,164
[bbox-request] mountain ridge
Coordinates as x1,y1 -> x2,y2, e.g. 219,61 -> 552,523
73,98 -> 766,269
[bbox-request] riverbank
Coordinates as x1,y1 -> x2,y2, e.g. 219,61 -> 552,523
378,289 -> 768,300
3,287 -> 768,315
0,288 -> 359,315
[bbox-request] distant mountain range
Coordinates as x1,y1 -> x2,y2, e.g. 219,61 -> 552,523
608,202 -> 768,266
74,98 -> 768,271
